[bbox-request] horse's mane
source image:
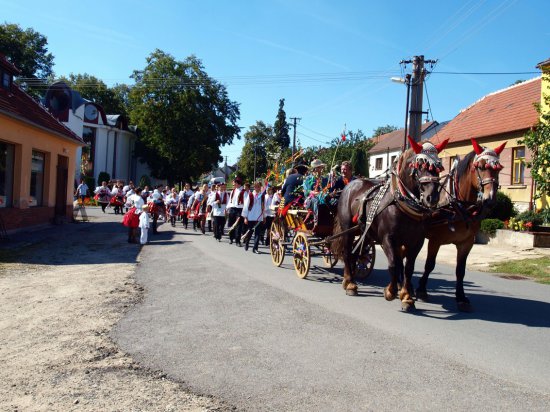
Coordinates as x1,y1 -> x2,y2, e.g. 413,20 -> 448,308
397,148 -> 415,188
455,151 -> 475,178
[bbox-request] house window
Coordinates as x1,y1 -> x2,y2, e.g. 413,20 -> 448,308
375,158 -> 383,170
2,71 -> 11,90
0,141 -> 15,208
30,150 -> 45,207
512,146 -> 525,185
390,155 -> 397,166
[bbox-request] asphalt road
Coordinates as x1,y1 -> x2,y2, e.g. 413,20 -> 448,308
114,219 -> 550,411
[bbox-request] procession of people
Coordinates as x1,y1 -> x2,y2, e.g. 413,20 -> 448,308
79,159 -> 355,249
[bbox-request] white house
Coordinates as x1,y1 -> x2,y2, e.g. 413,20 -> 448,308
368,121 -> 448,178
43,82 -> 162,187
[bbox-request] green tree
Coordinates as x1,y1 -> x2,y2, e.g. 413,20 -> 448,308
372,124 -> 398,138
237,121 -> 273,182
520,74 -> 550,200
129,49 -> 240,183
273,98 -> 290,149
0,22 -> 54,97
59,73 -> 128,115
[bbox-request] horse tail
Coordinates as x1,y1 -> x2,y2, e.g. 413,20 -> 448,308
331,214 -> 344,259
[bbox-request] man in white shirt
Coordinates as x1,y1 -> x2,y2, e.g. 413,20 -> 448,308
241,181 -> 266,253
227,177 -> 245,246
212,182 -> 229,241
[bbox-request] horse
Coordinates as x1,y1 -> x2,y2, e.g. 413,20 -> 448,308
416,139 -> 506,312
331,137 -> 448,311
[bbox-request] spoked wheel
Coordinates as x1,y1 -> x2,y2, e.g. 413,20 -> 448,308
354,241 -> 376,281
292,232 -> 311,279
270,217 -> 286,267
322,243 -> 338,268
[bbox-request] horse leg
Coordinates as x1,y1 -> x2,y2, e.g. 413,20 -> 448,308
416,240 -> 441,302
400,242 -> 424,312
341,235 -> 358,296
455,241 -> 474,312
381,242 -> 399,301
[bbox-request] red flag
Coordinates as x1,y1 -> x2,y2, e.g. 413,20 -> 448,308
341,132 -> 346,141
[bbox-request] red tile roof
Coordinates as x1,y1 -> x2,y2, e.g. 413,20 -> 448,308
430,77 -> 540,145
369,121 -> 437,153
0,82 -> 84,144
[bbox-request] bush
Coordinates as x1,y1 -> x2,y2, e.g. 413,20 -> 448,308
480,219 -> 505,236
83,176 -> 95,194
486,191 -> 516,221
139,175 -> 152,188
515,210 -> 544,226
539,208 -> 550,225
97,171 -> 111,185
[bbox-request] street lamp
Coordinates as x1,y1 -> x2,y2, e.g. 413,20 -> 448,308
392,74 -> 412,151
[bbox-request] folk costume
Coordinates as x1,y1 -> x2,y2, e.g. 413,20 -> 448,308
165,192 -> 179,227
139,208 -> 150,244
264,191 -> 275,246
110,185 -> 125,214
178,188 -> 194,229
149,189 -> 165,234
190,188 -> 208,234
94,184 -> 112,213
212,189 -> 229,241
227,181 -> 245,246
241,188 -> 266,253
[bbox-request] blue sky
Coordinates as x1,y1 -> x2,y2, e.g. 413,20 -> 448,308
2,0 -> 549,165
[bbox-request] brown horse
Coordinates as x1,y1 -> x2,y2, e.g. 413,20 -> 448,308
416,139 -> 506,312
331,138 -> 448,311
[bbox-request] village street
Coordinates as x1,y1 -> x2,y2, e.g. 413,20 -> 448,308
1,208 -> 550,411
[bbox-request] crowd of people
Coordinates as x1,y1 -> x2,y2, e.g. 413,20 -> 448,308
78,159 -> 355,249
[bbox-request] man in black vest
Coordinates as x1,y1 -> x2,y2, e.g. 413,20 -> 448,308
281,163 -> 308,205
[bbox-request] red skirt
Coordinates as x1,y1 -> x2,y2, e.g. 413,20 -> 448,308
122,207 -> 140,228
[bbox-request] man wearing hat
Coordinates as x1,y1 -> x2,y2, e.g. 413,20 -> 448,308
227,177 -> 245,246
281,163 -> 308,205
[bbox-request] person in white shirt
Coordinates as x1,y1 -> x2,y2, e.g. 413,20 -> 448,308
94,181 -> 112,213
227,177 -> 245,246
241,181 -> 266,253
212,182 -> 229,241
206,184 -> 218,232
75,178 -> 89,204
178,183 -> 195,229
165,188 -> 179,227
139,204 -> 150,245
263,186 -> 276,246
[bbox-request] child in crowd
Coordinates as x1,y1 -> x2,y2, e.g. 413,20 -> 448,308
139,204 -> 150,245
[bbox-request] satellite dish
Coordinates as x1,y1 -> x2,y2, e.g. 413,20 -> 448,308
84,104 -> 98,121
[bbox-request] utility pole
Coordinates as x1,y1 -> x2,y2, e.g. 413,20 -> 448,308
289,117 -> 301,164
400,55 -> 436,143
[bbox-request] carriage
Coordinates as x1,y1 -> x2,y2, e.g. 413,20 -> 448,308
269,197 -> 376,280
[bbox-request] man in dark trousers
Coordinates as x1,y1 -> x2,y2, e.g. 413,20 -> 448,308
281,163 -> 308,205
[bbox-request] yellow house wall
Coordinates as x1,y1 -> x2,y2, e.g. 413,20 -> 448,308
535,63 -> 549,210
0,114 -> 81,209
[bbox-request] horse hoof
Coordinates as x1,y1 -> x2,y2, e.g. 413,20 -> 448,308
401,300 -> 416,312
384,287 -> 396,301
457,301 -> 473,313
416,289 -> 429,302
346,288 -> 358,296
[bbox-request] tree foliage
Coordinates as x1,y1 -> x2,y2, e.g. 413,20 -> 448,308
236,121 -> 273,182
372,124 -> 398,138
0,22 -> 54,97
273,98 -> 290,149
301,129 -> 372,176
520,74 -> 550,200
128,49 -> 240,182
58,73 -> 128,115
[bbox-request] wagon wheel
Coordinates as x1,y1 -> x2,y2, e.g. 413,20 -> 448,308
322,243 -> 339,268
354,241 -> 376,281
269,217 -> 286,267
292,232 -> 311,279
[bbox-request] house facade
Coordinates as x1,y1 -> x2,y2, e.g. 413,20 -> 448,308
368,121 -> 447,178
43,82 -> 163,188
0,55 -> 84,231
429,75 -> 545,212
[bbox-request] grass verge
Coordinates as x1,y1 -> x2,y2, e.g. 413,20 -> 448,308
489,257 -> 550,284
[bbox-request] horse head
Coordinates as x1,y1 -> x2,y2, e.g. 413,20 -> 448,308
470,138 -> 506,209
405,136 -> 448,209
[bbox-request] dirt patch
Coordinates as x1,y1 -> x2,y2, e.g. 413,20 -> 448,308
0,215 -> 231,411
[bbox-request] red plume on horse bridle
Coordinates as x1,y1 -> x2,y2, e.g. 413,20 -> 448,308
493,141 -> 507,155
471,138 -> 484,155
407,135 -> 423,154
434,139 -> 449,153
